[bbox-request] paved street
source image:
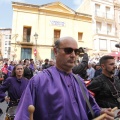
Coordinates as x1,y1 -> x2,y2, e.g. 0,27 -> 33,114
0,101 -> 7,120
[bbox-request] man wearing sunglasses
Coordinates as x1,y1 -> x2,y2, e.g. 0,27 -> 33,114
15,37 -> 114,120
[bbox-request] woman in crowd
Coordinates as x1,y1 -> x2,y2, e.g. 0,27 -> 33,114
7,61 -> 15,77
0,64 -> 29,114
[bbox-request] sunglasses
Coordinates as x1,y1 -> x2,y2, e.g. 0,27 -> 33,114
58,47 -> 80,55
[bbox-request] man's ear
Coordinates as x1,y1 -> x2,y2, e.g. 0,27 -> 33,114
53,47 -> 57,57
101,64 -> 105,69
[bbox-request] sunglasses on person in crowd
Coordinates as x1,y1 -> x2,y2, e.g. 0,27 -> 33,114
57,47 -> 80,55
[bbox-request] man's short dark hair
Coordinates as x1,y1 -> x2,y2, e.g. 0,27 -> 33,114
24,59 -> 29,63
54,39 -> 60,48
99,55 -> 114,65
30,59 -> 33,62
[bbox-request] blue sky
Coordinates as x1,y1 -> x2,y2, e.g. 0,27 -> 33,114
0,0 -> 83,28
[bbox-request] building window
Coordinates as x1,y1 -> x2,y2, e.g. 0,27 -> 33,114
8,41 -> 11,45
78,32 -> 83,41
96,22 -> 101,33
95,4 -> 100,16
107,24 -> 112,34
23,27 -> 31,42
5,35 -> 8,39
95,4 -> 100,11
54,30 -> 61,42
8,47 -> 11,51
106,7 -> 110,13
99,39 -> 107,50
106,7 -> 110,19
5,41 -> 7,45
5,47 -> 7,51
9,35 -> 11,39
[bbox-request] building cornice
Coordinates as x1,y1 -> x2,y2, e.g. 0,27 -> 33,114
12,1 -> 92,22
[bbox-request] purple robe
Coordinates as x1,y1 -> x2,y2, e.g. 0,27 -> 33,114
29,63 -> 35,72
7,65 -> 14,77
0,76 -> 29,102
14,66 -> 100,120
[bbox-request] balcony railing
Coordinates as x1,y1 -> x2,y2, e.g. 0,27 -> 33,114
96,29 -> 101,34
106,12 -> 114,20
96,29 -> 116,36
23,35 -> 31,42
95,10 -> 104,18
95,10 -> 114,20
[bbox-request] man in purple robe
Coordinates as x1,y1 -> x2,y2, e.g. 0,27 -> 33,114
14,37 -> 114,120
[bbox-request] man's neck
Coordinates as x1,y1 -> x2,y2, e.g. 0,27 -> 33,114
102,72 -> 113,78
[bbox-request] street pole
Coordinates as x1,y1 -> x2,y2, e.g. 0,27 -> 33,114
34,33 -> 38,63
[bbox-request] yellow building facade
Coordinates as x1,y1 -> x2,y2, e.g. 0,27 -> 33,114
11,1 -> 93,61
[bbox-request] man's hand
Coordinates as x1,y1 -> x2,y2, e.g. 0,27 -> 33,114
94,107 -> 117,120
100,108 -> 114,120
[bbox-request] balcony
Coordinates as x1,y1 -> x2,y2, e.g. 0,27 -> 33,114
17,35 -> 33,46
95,10 -> 104,18
106,12 -> 114,20
96,29 -> 101,34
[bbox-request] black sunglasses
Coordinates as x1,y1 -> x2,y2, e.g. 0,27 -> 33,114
58,47 -> 80,55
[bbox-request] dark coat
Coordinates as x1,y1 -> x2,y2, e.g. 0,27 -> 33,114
72,53 -> 88,79
87,74 -> 120,108
23,67 -> 33,79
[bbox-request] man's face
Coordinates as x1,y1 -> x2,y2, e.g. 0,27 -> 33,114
102,59 -> 116,75
54,38 -> 79,72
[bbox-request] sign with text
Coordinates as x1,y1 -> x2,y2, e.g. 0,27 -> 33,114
50,20 -> 66,27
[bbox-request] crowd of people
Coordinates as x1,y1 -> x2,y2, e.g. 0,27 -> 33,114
0,36 -> 119,120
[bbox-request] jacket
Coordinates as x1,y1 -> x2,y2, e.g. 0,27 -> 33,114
87,74 -> 120,108
72,53 -> 88,79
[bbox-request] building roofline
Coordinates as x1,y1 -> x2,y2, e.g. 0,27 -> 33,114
0,28 -> 12,30
12,1 -> 75,12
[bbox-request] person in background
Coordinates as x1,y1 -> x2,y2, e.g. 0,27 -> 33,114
94,63 -> 102,77
114,65 -> 119,76
1,63 -> 8,81
15,37 -> 114,120
72,49 -> 89,79
23,59 -> 33,79
7,61 -> 15,77
29,59 -> 35,72
47,59 -> 55,68
0,69 -> 4,84
86,63 -> 95,80
87,55 -> 120,109
0,64 -> 29,112
42,58 -> 49,70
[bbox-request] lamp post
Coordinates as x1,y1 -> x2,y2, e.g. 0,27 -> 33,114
34,33 -> 38,63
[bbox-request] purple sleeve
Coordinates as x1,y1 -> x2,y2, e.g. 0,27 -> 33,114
0,78 -> 10,102
14,78 -> 36,120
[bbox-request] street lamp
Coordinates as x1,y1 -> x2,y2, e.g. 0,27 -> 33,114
34,33 -> 38,62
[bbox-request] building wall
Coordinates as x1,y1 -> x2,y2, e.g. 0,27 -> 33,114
11,2 -> 93,61
0,29 -> 11,59
77,0 -> 118,58
76,0 -> 91,15
114,0 -> 120,40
